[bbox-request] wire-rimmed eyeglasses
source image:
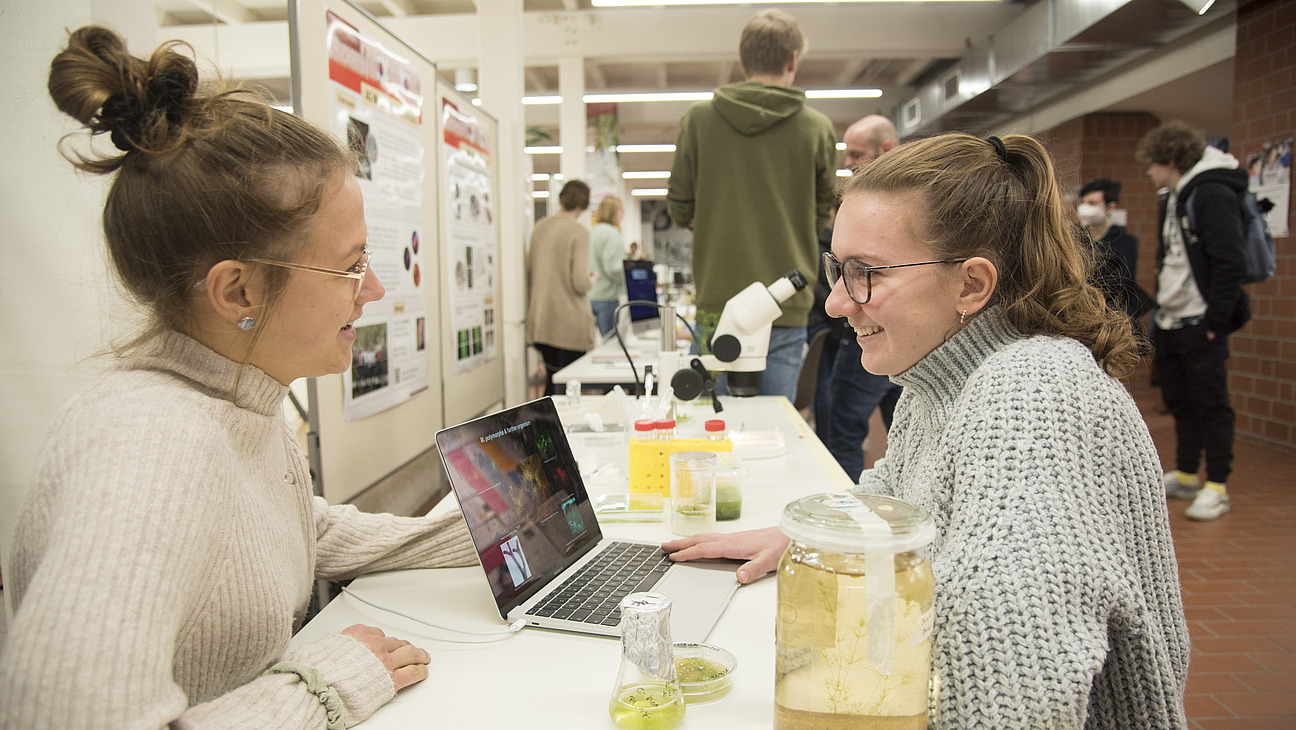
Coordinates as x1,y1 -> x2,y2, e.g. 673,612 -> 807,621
246,247 -> 372,303
822,251 -> 968,305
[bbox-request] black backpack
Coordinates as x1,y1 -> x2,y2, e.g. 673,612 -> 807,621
1183,186 -> 1276,284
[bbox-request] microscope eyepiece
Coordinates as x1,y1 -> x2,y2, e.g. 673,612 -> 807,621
783,269 -> 808,291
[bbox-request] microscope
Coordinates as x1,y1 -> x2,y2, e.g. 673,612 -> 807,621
663,269 -> 808,401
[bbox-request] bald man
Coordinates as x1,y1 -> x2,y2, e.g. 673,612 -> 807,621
822,114 -> 904,482
843,114 -> 899,169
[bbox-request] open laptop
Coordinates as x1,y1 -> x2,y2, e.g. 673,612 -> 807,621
435,397 -> 738,642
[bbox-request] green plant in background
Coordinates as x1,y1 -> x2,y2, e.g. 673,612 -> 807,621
525,126 -> 552,147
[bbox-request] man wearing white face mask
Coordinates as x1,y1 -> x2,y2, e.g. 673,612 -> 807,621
1078,178 -> 1152,329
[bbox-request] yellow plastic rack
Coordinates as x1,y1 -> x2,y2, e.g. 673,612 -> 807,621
629,438 -> 732,501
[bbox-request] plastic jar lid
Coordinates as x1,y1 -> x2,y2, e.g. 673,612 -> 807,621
634,419 -> 657,433
780,492 -> 936,554
656,419 -> 676,429
704,419 -> 725,433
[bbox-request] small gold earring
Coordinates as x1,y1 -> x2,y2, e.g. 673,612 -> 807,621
960,309 -> 967,325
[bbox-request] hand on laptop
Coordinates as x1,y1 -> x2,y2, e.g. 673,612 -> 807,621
342,624 -> 431,690
662,526 -> 789,584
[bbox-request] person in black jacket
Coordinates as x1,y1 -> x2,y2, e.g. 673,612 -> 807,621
1137,121 -> 1250,522
1078,178 -> 1153,331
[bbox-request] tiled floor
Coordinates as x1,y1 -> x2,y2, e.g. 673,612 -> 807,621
1132,384 -> 1296,729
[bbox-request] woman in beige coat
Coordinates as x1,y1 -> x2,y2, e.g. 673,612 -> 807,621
527,180 -> 597,394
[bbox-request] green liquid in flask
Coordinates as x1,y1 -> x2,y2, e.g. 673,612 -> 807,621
609,684 -> 686,730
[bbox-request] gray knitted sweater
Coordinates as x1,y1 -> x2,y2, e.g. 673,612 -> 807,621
857,310 -> 1189,728
0,332 -> 477,729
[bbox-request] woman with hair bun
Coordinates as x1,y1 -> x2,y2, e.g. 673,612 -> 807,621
665,133 -> 1189,727
0,26 -> 476,729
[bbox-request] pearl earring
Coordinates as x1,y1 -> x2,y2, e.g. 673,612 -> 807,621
237,316 -> 256,331
960,309 -> 967,325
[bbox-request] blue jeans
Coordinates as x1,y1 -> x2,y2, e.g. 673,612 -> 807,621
695,322 -> 807,402
591,300 -> 618,337
825,335 -> 901,482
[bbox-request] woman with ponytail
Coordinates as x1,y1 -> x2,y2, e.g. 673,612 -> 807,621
0,27 -> 477,729
665,133 -> 1188,727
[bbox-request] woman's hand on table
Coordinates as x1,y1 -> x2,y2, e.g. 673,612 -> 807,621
662,526 -> 789,584
342,624 -> 431,691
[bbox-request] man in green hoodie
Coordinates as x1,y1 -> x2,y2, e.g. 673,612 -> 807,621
667,8 -> 837,400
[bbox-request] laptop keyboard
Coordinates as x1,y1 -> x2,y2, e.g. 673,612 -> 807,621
530,541 -> 673,627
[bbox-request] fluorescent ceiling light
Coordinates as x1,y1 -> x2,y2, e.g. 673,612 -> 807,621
806,89 -> 883,99
595,0 -> 992,4
525,144 -> 673,155
617,144 -> 676,153
533,191 -> 550,198
623,171 -> 671,179
1178,0 -> 1215,12
585,91 -> 713,103
524,89 -> 879,105
837,169 -> 853,177
631,188 -> 669,196
836,142 -> 846,151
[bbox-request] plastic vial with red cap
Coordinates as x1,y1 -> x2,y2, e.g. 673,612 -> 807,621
634,419 -> 658,443
705,419 -> 727,441
655,418 -> 676,441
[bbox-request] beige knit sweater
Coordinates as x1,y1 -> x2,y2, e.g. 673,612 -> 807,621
0,332 -> 477,729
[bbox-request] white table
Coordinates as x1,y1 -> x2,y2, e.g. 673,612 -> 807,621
552,324 -> 694,388
292,397 -> 852,729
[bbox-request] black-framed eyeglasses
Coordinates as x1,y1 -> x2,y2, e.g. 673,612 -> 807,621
823,251 -> 968,305
246,247 -> 372,303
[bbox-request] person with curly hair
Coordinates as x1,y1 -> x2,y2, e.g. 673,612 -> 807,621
664,133 -> 1189,728
1137,120 -> 1250,521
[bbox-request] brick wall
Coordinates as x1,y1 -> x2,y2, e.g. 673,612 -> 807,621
1042,0 -> 1295,452
1228,0 -> 1295,450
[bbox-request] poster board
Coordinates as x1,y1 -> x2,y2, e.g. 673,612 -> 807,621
290,0 -> 444,504
435,81 -> 506,424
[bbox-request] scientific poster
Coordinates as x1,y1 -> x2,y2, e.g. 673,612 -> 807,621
1246,137 -> 1291,238
441,97 -> 498,373
325,11 -> 431,421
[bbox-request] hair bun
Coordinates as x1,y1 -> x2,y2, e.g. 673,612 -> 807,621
99,68 -> 193,152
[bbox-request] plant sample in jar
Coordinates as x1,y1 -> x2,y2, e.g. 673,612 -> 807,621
774,545 -> 935,729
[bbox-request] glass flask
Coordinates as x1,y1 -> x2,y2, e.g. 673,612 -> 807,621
774,493 -> 937,730
609,593 -> 686,730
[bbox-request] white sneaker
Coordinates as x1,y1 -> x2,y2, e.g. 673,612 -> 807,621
1162,472 -> 1199,500
1186,489 -> 1230,521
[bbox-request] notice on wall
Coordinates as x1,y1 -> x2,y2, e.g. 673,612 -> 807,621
1246,137 -> 1290,238
325,11 -> 431,421
441,97 -> 498,373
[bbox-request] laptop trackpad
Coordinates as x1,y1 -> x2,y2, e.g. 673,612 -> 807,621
656,563 -> 739,609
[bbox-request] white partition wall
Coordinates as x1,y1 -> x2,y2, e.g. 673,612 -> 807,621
0,0 -> 156,622
290,1 -> 449,504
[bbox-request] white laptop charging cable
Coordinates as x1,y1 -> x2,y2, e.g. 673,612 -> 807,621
340,585 -> 527,643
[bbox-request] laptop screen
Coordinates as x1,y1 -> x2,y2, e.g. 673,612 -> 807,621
623,260 -> 658,321
436,397 -> 603,617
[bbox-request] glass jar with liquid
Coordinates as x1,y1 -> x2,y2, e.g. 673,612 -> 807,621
609,593 -> 685,730
774,493 -> 937,730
